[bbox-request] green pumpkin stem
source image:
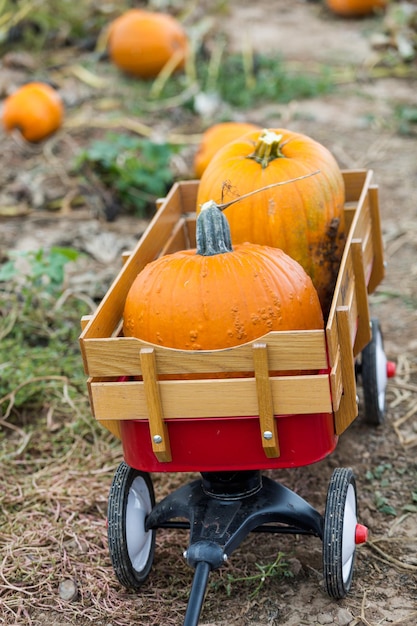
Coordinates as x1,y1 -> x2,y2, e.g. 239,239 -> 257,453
196,200 -> 233,256
248,129 -> 285,168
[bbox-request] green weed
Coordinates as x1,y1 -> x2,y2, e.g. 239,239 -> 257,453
395,105 -> 417,136
207,52 -> 334,109
0,247 -> 90,417
75,134 -> 179,217
366,463 -> 397,516
211,552 -> 293,599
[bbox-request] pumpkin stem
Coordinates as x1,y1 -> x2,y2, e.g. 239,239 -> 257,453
197,200 -> 233,256
248,129 -> 285,168
216,170 -> 320,211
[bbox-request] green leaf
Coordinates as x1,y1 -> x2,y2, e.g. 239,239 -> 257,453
75,134 -> 179,216
402,504 -> 417,513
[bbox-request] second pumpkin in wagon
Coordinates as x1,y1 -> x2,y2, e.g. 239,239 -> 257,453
193,121 -> 261,178
196,128 -> 346,316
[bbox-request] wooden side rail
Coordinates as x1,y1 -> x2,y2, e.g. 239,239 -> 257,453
89,374 -> 332,422
81,329 -> 328,378
116,342 -> 285,462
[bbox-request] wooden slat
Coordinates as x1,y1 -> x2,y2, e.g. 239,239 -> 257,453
341,169 -> 368,202
81,315 -> 92,331
343,203 -> 357,233
89,374 -> 332,421
367,185 -> 385,293
82,330 -> 328,377
351,240 -> 371,356
185,215 -> 197,247
87,377 -> 122,439
334,306 -> 358,435
178,179 -> 199,208
253,343 -> 280,458
140,348 -> 171,462
121,251 -> 132,265
327,169 -> 374,365
159,216 -> 191,257
329,350 -> 343,413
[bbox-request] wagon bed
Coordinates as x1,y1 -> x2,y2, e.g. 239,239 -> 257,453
79,169 -> 384,472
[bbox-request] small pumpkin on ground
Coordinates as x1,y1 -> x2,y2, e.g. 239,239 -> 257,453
325,0 -> 387,17
193,121 -> 261,178
1,82 -> 64,142
108,9 -> 188,79
123,201 -> 323,352
196,128 -> 346,316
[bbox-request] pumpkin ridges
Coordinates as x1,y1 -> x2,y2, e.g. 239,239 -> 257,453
196,128 -> 345,316
123,243 -> 323,351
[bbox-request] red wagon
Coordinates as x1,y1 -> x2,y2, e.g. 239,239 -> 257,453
80,169 -> 395,625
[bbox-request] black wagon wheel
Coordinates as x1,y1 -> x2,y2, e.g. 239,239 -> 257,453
361,318 -> 388,426
107,461 -> 156,589
323,468 -> 364,599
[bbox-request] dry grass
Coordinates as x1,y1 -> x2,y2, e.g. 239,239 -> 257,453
0,396 -> 193,625
1,351 -> 416,625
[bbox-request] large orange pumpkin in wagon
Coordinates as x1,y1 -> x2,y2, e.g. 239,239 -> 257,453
123,202 -> 323,352
196,128 -> 346,316
108,9 -> 188,79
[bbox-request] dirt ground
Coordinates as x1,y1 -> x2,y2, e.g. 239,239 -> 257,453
1,1 -> 417,625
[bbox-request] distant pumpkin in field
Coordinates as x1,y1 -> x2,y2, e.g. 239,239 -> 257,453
325,0 -> 387,17
108,9 -> 189,79
2,82 -> 64,142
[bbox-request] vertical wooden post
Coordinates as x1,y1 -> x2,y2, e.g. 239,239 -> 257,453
367,185 -> 385,294
253,343 -> 280,458
351,239 -> 371,356
140,348 -> 172,462
334,306 -> 358,435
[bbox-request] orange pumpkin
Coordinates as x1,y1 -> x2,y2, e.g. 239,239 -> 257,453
108,9 -> 188,79
2,82 -> 64,142
193,121 -> 261,178
325,0 -> 387,16
123,201 -> 323,351
196,128 -> 345,316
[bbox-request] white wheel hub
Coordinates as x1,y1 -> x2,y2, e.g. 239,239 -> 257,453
375,330 -> 388,412
342,483 -> 357,583
126,476 -> 153,572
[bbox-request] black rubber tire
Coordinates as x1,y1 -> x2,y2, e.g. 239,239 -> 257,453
361,318 -> 387,426
323,468 -> 357,599
107,462 -> 155,589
